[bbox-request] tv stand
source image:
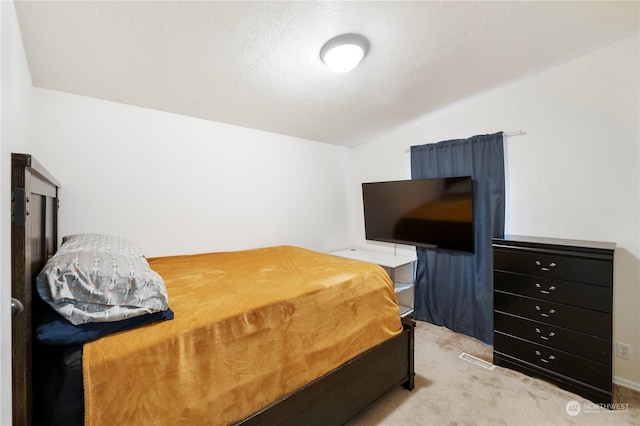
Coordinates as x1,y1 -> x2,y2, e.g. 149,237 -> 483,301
329,248 -> 416,317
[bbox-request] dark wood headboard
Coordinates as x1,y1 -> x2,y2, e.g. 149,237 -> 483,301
11,153 -> 60,426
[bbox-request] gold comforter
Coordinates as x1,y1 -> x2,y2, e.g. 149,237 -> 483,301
83,246 -> 402,425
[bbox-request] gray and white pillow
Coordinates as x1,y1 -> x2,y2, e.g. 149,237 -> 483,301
36,234 -> 168,325
59,233 -> 147,258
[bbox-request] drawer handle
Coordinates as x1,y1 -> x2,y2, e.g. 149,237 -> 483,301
535,327 -> 555,340
535,350 -> 556,363
535,305 -> 555,317
535,283 -> 556,295
535,260 -> 557,272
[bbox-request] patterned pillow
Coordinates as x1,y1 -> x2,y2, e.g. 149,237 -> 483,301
59,233 -> 147,258
36,249 -> 169,325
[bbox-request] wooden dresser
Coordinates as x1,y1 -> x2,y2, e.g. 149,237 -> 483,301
492,235 -> 615,404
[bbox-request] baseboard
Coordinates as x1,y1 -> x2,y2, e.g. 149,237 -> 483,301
614,376 -> 640,392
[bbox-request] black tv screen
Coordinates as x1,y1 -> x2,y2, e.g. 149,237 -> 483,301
362,176 -> 474,253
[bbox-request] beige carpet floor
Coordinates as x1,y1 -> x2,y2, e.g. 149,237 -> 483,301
348,320 -> 640,426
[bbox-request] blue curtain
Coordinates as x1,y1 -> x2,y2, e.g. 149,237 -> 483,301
410,132 -> 505,344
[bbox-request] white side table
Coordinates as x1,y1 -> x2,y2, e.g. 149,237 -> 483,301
329,248 -> 416,317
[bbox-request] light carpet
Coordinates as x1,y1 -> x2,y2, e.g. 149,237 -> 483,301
348,320 -> 640,426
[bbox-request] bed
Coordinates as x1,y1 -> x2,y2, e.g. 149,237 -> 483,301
10,153 -> 415,426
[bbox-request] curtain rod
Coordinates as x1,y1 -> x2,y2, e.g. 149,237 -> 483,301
404,130 -> 526,154
503,130 -> 526,137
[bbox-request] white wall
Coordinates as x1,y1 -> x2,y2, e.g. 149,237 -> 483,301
29,88 -> 353,257
350,35 -> 640,387
0,1 -> 37,423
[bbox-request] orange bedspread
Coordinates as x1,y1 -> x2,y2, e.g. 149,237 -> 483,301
83,246 -> 402,425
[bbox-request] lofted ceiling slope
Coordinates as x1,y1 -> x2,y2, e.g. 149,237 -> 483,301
14,1 -> 639,147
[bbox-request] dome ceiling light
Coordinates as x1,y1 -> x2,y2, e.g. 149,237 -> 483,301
320,34 -> 370,73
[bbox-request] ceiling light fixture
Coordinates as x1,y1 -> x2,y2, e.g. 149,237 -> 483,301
320,34 -> 370,73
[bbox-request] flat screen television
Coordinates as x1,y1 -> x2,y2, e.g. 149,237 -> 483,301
362,176 -> 475,253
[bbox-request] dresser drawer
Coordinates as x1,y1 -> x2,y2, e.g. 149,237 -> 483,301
494,271 -> 611,313
494,312 -> 611,364
494,332 -> 611,391
494,249 -> 612,287
494,292 -> 611,338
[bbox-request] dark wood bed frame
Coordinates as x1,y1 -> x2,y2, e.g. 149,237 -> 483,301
11,153 -> 415,426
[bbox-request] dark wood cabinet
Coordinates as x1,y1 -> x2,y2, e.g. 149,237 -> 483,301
492,235 -> 615,404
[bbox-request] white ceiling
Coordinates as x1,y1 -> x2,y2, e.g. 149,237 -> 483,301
14,1 -> 639,147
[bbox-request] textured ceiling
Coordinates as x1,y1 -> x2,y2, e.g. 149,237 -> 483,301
14,1 -> 639,146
